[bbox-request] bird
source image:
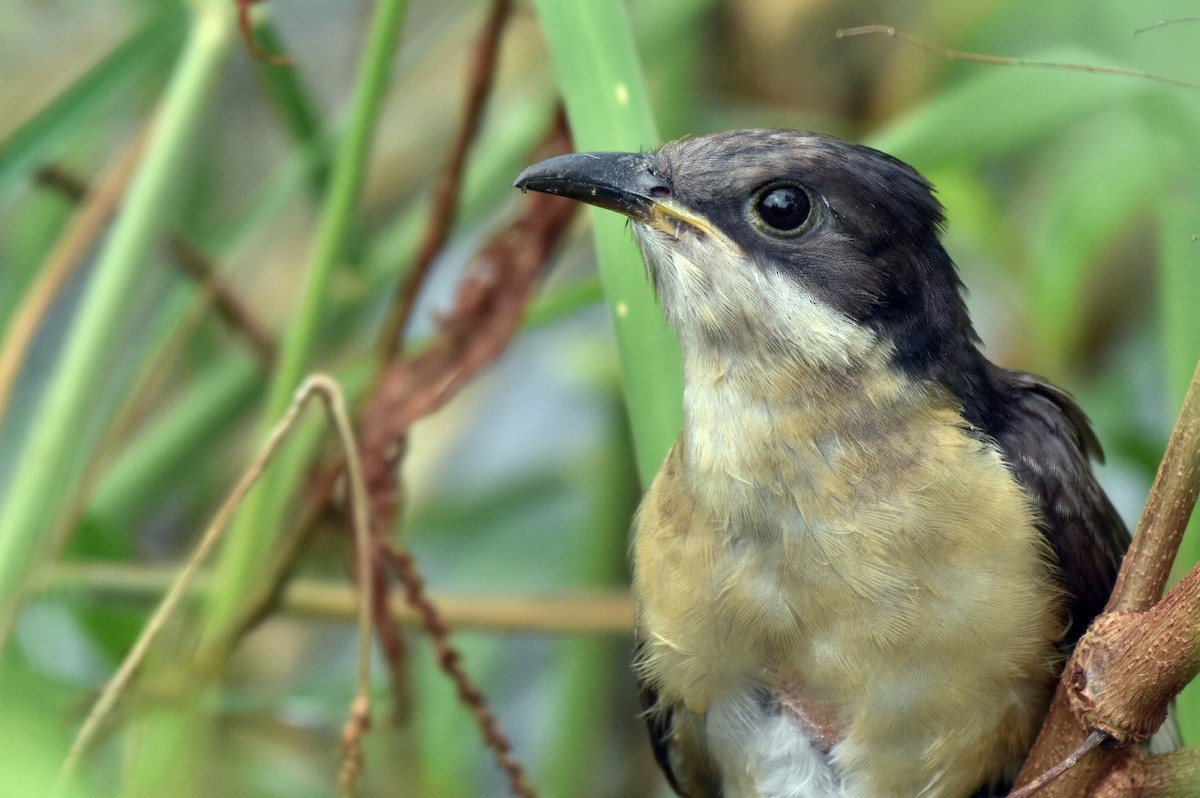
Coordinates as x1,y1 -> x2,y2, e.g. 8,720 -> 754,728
513,129 -> 1134,798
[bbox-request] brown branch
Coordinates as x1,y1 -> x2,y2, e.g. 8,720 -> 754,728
1015,359 -> 1200,796
835,25 -> 1200,92
339,113 -> 572,745
338,123 -> 580,777
1068,574 -> 1200,744
359,112 -> 573,531
376,0 -> 515,359
379,540 -> 536,798
367,553 -> 413,723
326,0 -> 555,723
1143,747 -> 1200,797
1108,359 -> 1200,612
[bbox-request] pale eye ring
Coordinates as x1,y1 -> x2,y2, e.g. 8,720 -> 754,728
751,183 -> 813,236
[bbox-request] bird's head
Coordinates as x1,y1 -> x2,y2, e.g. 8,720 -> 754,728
515,129 -> 981,388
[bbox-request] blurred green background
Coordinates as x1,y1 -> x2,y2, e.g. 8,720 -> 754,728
1,0 -> 1197,796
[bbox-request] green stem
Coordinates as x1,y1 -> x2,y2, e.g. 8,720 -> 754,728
88,355 -> 264,526
202,0 -> 410,641
0,0 -> 235,647
529,0 -> 682,486
1158,190 -> 1200,745
540,388 -> 638,794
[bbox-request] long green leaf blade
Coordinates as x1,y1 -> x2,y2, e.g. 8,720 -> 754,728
529,0 -> 683,485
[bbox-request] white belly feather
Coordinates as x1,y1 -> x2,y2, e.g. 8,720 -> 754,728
632,353 -> 1062,798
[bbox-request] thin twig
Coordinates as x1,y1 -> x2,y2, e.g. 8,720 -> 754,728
236,0 -> 292,65
54,375 -> 374,793
35,164 -> 90,200
1135,17 -> 1200,35
306,378 -> 377,798
166,233 -> 277,366
368,555 -> 413,722
380,541 -> 536,798
33,562 -> 636,633
0,134 -> 148,425
836,25 -> 1200,92
375,0 -> 514,360
208,467 -> 340,656
1006,730 -> 1107,798
31,161 -> 278,368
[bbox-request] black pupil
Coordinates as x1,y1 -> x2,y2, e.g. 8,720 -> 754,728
757,186 -> 809,231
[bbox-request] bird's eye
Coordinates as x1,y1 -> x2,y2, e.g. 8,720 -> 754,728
752,184 -> 812,235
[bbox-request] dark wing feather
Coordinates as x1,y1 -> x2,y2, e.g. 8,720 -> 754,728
637,651 -> 685,795
982,367 -> 1130,645
634,639 -> 720,798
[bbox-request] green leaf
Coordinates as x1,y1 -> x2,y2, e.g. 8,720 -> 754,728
0,0 -> 236,643
529,0 -> 683,485
201,0 -> 411,642
872,47 -> 1145,170
0,6 -> 184,195
1023,112 -> 1168,362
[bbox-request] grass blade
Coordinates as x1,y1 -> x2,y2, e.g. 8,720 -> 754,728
529,0 -> 682,485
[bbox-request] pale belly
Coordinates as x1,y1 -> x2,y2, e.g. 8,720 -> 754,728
632,411 -> 1063,798
704,690 -> 848,798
